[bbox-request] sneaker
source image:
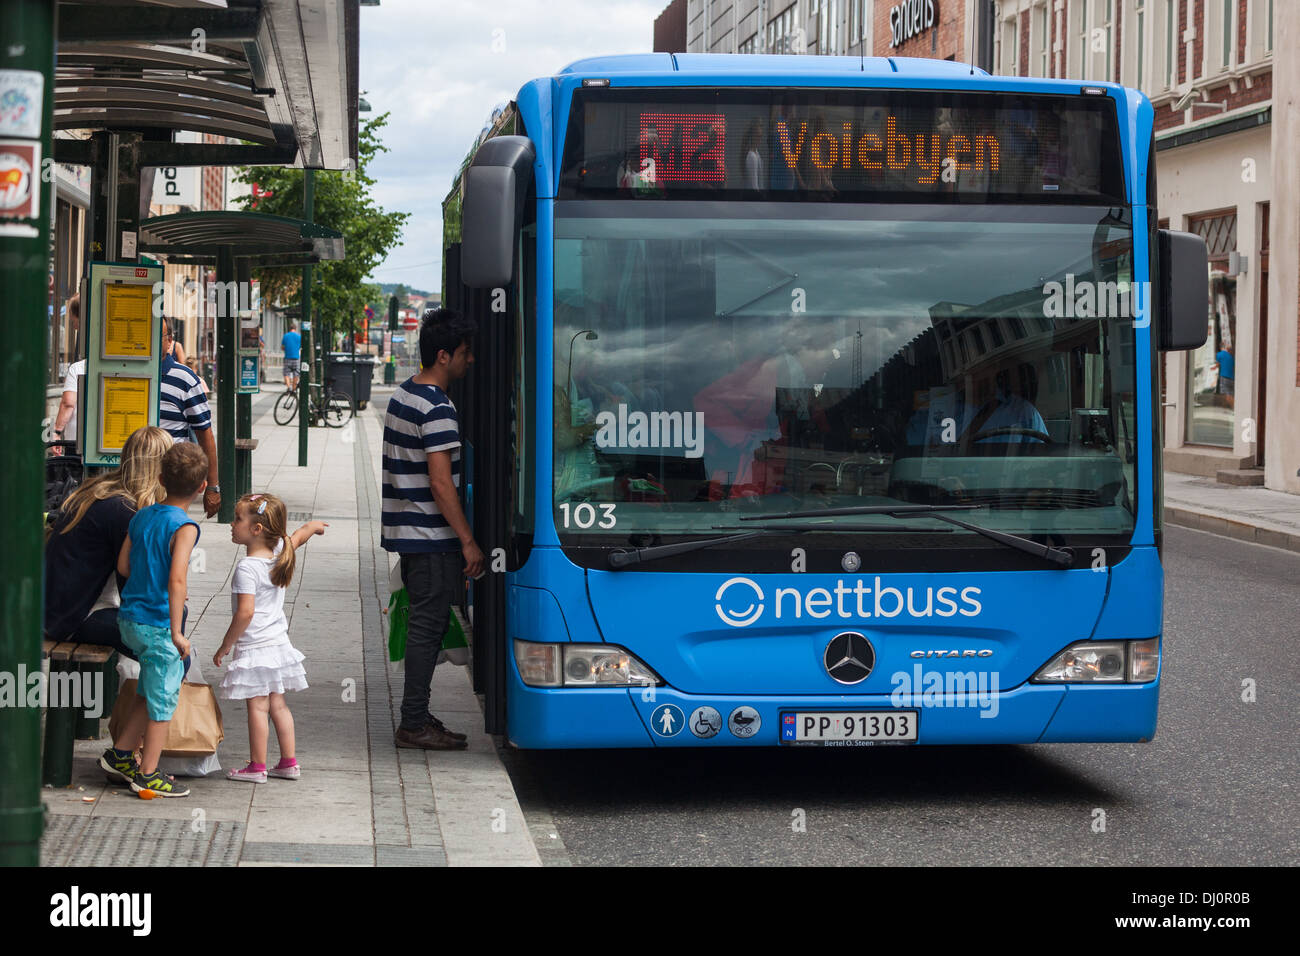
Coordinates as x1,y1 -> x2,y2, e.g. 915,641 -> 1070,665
131,770 -> 190,798
226,764 -> 268,784
395,724 -> 467,751
267,762 -> 300,780
98,749 -> 139,786
425,714 -> 468,742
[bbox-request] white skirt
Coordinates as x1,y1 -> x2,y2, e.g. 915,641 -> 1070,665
218,641 -> 308,699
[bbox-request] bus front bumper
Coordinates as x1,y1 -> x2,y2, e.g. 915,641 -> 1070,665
505,670 -> 1159,749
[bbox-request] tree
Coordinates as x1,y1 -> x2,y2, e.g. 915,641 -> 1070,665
233,112 -> 410,338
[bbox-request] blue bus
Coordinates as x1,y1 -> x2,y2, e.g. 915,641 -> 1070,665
441,54 -> 1208,749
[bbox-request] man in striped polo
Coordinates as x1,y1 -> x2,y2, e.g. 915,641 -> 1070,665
160,316 -> 220,518
382,307 -> 484,750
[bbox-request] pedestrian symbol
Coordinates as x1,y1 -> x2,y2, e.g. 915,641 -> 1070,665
650,703 -> 684,738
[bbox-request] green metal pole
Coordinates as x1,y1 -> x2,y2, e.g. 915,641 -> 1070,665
298,169 -> 314,464
236,258 -> 252,498
0,0 -> 55,866
216,247 -> 236,523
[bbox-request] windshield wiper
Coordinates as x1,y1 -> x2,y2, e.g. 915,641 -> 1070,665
608,529 -> 797,569
607,522 -> 955,570
744,504 -> 1074,568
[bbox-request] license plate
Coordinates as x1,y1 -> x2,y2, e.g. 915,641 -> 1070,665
780,711 -> 918,745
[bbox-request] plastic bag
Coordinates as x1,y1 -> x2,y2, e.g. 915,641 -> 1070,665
386,558 -> 468,667
440,609 -> 469,667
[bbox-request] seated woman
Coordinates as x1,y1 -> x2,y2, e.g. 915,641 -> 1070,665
44,425 -> 175,656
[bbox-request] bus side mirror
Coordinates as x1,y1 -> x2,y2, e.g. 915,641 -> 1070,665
1157,229 -> 1209,351
461,135 -> 536,289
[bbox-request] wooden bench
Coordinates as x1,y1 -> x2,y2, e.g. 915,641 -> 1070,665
41,640 -> 118,787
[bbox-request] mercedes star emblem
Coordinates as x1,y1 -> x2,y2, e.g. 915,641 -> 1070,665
824,632 -> 875,685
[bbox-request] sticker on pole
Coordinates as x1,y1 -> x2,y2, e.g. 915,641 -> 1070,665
0,70 -> 44,138
0,139 -> 39,219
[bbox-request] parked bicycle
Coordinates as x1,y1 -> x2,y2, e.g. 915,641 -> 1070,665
273,382 -> 355,428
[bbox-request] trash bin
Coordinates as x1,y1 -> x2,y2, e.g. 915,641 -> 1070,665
383,357 -> 396,385
326,352 -> 377,409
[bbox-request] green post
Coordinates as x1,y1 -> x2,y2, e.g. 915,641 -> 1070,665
235,258 -> 252,497
216,247 -> 236,523
0,0 -> 55,866
298,169 -> 314,464
385,294 -> 398,384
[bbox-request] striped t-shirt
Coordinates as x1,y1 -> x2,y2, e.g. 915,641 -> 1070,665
381,378 -> 462,553
159,355 -> 212,442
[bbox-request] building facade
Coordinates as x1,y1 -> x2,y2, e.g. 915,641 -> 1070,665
674,0 -> 1292,493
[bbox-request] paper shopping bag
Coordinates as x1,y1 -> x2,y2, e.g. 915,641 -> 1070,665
166,682 -> 224,756
108,679 -> 225,756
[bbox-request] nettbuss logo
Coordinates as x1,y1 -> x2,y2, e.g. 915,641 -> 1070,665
594,404 -> 705,458
714,577 -> 982,628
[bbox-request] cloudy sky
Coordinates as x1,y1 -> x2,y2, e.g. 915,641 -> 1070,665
358,0 -> 664,294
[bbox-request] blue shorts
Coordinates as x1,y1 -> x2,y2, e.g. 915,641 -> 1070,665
118,618 -> 185,721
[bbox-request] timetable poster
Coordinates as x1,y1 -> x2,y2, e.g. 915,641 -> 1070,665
99,375 -> 150,452
102,283 -> 155,359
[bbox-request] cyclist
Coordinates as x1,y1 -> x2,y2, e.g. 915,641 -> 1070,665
282,323 -> 302,392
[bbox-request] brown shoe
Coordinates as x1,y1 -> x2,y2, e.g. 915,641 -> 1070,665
425,714 -> 468,742
395,724 -> 467,751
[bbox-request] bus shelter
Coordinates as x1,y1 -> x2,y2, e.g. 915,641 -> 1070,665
1,0 -> 361,865
137,211 -> 345,513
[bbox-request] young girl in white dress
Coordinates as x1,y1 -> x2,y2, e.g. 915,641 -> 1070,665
214,492 -> 327,783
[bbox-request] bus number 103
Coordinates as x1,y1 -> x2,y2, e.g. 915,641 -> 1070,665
559,502 -> 618,529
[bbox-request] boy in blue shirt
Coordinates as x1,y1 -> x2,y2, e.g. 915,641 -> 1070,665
98,442 -> 208,797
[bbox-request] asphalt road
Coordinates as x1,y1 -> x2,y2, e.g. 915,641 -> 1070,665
502,526 -> 1300,866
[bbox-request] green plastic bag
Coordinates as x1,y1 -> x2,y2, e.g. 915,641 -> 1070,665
387,587 -> 469,667
439,607 -> 469,666
388,588 -> 409,662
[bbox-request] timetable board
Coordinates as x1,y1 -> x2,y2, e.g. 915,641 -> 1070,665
82,261 -> 164,467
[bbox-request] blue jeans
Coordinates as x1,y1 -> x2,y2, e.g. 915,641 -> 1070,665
398,552 -> 461,732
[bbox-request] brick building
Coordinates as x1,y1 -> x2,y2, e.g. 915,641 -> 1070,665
672,0 -> 1291,493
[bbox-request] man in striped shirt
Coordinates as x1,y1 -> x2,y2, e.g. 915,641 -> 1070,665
160,316 -> 220,518
382,307 -> 484,750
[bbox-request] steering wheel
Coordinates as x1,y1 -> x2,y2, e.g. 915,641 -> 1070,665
972,426 -> 1051,443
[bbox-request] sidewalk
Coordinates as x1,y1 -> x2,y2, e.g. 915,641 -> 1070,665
40,386 -> 541,867
1163,471 -> 1300,553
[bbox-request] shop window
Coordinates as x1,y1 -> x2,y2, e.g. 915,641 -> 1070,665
1184,211 -> 1238,446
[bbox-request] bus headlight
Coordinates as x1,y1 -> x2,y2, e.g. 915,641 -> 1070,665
514,640 -> 661,688
1032,639 -> 1159,683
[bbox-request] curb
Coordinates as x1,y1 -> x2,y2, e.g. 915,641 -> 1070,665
1164,506 -> 1300,554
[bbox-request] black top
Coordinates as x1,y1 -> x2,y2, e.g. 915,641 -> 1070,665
44,494 -> 135,640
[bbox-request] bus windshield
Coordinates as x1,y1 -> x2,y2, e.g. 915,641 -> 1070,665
553,202 -> 1139,547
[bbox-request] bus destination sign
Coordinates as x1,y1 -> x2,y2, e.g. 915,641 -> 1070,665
562,89 -> 1126,205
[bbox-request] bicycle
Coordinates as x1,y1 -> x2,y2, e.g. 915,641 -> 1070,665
273,382 -> 355,428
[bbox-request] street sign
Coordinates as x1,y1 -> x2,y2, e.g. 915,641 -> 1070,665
238,353 -> 260,394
